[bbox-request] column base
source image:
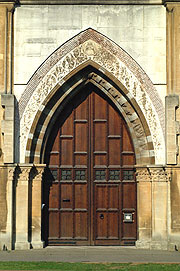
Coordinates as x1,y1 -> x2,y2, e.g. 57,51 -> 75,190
150,241 -> 168,250
31,241 -> 44,249
136,240 -> 168,250
136,240 -> 151,249
15,241 -> 30,250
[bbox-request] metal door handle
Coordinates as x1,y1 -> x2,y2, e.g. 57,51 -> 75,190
100,214 -> 104,219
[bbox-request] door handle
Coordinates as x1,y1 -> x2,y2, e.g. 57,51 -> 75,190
100,214 -> 104,219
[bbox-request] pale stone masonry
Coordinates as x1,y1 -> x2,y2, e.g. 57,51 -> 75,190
0,0 -> 180,251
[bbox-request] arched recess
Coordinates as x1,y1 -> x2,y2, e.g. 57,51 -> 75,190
19,28 -> 165,164
25,61 -> 153,165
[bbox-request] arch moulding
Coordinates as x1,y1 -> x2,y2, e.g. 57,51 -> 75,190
18,28 -> 165,164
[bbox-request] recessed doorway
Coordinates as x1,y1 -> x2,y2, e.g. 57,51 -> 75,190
43,85 -> 137,246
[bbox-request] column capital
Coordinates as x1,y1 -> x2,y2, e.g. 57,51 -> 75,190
0,1 -> 17,9
148,167 -> 169,182
16,164 -> 33,182
30,164 -> 46,182
135,165 -> 171,182
164,0 -> 180,6
135,167 -> 151,182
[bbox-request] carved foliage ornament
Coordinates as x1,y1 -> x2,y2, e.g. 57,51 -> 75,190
136,167 -> 171,182
20,40 -> 165,164
136,168 -> 151,182
30,167 -> 45,182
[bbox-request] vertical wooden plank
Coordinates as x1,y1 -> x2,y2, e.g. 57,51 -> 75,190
108,213 -> 119,238
60,184 -> 73,209
122,123 -> 133,152
60,212 -> 73,238
109,139 -> 121,165
74,213 -> 88,239
49,183 -> 59,209
108,185 -> 119,209
49,212 -> 59,238
60,139 -> 73,165
122,183 -> 136,209
96,212 -> 107,239
75,123 -> 87,152
108,104 -> 121,135
94,92 -> 107,119
61,113 -> 73,135
74,183 -> 87,209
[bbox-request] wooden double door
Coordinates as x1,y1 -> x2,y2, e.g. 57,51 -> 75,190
44,85 -> 137,246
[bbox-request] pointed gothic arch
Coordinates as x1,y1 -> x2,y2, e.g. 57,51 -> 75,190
18,28 -> 165,164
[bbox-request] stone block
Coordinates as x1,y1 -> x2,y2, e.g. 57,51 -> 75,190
1,94 -> 14,163
166,94 -> 179,164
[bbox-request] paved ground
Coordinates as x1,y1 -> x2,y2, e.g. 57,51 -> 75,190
0,246 -> 180,263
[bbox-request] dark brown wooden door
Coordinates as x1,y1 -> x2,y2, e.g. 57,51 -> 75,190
44,85 -> 137,246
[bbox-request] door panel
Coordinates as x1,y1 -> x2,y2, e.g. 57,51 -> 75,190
44,85 -> 136,245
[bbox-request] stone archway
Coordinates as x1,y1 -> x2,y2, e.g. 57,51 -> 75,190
18,28 -> 165,165
15,28 -> 170,250
25,62 -> 154,166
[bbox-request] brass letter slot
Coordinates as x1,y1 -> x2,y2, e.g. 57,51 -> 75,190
63,199 -> 70,202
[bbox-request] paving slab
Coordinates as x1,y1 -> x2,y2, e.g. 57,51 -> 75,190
0,246 -> 180,263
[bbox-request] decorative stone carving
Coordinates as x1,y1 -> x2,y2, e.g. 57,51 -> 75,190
17,166 -> 31,182
30,166 -> 44,182
7,167 -> 15,182
89,72 -> 149,154
136,166 -> 171,183
136,168 -> 151,182
19,33 -> 165,164
149,168 -> 168,182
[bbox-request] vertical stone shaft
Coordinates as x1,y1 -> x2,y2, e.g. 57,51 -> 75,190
15,165 -> 31,250
0,165 -> 15,250
166,3 -> 180,95
31,165 -> 45,249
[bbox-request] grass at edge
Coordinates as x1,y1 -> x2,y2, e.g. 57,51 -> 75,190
0,262 -> 180,271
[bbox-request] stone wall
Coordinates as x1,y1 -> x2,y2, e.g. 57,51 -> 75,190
1,0 -> 180,251
14,4 -> 166,102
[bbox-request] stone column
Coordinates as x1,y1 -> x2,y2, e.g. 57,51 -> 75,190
0,164 -> 16,250
136,166 -> 152,249
0,1 -> 15,164
165,0 -> 180,251
15,164 -> 32,250
30,164 -> 46,249
165,1 -> 180,165
149,166 -> 169,250
136,165 -> 171,250
0,1 -> 15,94
165,1 -> 180,95
168,166 -> 180,251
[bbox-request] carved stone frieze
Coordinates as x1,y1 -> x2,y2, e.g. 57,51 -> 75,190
136,168 -> 151,182
136,166 -> 171,182
19,36 -> 165,164
149,168 -> 168,182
